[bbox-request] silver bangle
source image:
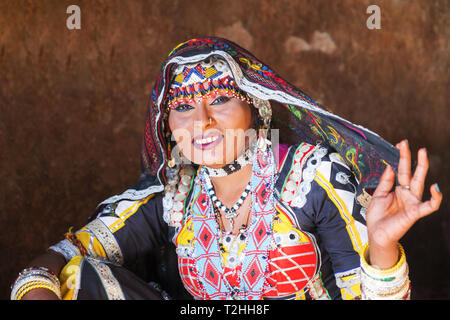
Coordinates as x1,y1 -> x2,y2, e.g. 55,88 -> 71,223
10,267 -> 61,300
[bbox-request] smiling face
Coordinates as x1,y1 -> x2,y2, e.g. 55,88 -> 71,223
168,88 -> 255,168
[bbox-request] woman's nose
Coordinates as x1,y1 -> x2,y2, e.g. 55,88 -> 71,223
193,100 -> 213,129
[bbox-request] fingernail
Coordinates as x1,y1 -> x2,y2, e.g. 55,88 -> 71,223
435,184 -> 440,193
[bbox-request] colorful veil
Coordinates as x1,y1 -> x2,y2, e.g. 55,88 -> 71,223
95,37 -> 399,212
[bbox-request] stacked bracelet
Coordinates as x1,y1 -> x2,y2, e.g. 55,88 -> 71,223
10,267 -> 61,300
360,243 -> 411,300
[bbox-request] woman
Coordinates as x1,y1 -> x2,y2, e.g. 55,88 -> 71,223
12,37 -> 442,300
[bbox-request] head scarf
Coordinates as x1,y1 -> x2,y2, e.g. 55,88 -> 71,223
95,37 -> 399,211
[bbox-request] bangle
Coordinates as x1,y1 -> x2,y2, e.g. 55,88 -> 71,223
360,242 -> 407,281
360,243 -> 411,300
10,267 -> 61,300
361,277 -> 411,300
13,279 -> 60,300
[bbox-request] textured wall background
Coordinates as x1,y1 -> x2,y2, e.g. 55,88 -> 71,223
1,0 -> 449,299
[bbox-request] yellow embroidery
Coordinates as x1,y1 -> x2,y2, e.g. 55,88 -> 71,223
60,255 -> 83,300
314,171 -> 364,254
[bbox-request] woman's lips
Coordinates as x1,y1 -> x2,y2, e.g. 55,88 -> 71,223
192,133 -> 223,150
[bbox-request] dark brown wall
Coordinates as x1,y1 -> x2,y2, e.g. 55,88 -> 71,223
1,0 -> 449,299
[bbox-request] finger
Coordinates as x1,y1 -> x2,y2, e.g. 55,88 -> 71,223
373,164 -> 395,198
410,148 -> 429,199
416,184 -> 443,219
396,139 -> 411,187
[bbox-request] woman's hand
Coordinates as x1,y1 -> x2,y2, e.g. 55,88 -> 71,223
366,139 -> 442,269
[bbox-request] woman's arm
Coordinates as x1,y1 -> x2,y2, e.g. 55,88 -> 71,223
16,250 -> 66,300
12,192 -> 171,300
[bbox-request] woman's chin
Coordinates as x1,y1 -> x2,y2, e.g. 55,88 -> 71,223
190,157 -> 228,168
186,153 -> 229,168
184,142 -> 244,167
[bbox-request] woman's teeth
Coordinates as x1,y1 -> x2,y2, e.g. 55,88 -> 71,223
195,136 -> 219,145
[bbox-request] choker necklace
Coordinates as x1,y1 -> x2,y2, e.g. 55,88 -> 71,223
203,146 -> 253,177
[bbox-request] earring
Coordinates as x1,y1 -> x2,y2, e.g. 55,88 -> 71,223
167,141 -> 176,168
251,96 -> 272,152
168,157 -> 176,168
257,127 -> 272,152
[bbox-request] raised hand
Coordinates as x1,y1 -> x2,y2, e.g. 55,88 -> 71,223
366,139 -> 442,269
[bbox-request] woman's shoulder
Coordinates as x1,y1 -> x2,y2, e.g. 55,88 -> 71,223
91,191 -> 165,225
276,142 -> 326,180
276,142 -> 359,207
277,142 -> 354,178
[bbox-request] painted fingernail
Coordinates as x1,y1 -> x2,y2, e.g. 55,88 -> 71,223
435,184 -> 440,193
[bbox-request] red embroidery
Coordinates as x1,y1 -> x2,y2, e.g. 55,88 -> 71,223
178,231 -> 319,299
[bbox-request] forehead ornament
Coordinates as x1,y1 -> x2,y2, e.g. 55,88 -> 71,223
166,57 -> 251,109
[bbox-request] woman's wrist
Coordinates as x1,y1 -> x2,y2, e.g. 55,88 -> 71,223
10,266 -> 62,300
363,242 -> 405,274
21,287 -> 60,300
367,237 -> 399,269
360,242 -> 410,299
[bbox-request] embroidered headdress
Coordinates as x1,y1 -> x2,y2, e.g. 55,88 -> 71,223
166,56 -> 251,109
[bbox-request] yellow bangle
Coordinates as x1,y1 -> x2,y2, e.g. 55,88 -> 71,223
360,242 -> 407,281
14,280 -> 60,300
11,267 -> 61,300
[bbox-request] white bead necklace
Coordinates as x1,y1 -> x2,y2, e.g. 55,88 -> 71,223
203,168 -> 252,231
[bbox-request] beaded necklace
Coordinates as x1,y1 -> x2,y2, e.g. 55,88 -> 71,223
188,143 -> 277,299
203,171 -> 251,231
203,144 -> 253,177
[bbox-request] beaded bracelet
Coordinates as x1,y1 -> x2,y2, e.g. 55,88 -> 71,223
10,267 -> 61,300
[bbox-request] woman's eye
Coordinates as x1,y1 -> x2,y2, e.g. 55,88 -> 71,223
173,104 -> 194,112
211,96 -> 231,105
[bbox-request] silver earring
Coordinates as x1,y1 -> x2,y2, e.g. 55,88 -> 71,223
252,97 -> 272,128
168,157 -> 176,168
251,95 -> 272,151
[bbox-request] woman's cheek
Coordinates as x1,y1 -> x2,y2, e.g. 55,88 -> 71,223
171,127 -> 193,159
